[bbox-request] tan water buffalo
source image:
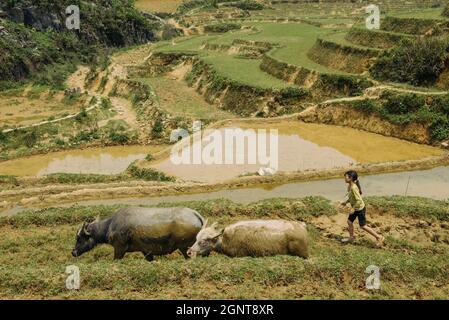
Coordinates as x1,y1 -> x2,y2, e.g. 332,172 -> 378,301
187,219 -> 308,258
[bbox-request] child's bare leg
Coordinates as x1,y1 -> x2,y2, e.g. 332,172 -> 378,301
347,220 -> 355,239
361,225 -> 382,241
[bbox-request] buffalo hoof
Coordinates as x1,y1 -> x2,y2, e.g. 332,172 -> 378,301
144,254 -> 154,262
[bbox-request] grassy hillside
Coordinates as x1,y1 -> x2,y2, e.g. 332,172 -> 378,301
0,196 -> 448,299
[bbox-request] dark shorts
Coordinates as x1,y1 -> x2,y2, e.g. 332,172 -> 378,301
348,207 -> 367,227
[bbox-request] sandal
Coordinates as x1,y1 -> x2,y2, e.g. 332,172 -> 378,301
341,237 -> 355,243
376,236 -> 385,247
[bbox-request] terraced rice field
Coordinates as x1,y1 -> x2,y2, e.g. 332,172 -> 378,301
1,0 -> 449,301
135,0 -> 182,13
0,87 -> 86,127
135,76 -> 236,119
150,120 -> 443,182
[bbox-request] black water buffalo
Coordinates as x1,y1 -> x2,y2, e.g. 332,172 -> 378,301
72,207 -> 204,261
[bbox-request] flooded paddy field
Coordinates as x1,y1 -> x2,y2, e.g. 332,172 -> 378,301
1,120 -> 441,180
15,164 -> 449,211
0,145 -> 166,177
150,120 -> 444,182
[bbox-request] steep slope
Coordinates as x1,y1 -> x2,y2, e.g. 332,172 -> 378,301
0,0 -> 173,82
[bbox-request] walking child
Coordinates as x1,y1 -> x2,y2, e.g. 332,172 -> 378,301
340,170 -> 385,247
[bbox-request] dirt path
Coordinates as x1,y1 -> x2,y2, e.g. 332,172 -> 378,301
2,64 -> 114,134
167,18 -> 203,36
322,83 -> 449,105
314,206 -> 449,247
1,43 -> 155,136
107,97 -> 139,127
64,49 -> 149,133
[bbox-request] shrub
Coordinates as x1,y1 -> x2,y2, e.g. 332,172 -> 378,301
62,89 -> 82,105
151,118 -> 164,138
371,38 -> 448,86
0,131 -> 8,144
429,115 -> 449,141
21,130 -> 38,148
54,138 -> 66,146
0,0 -> 156,83
34,63 -> 77,90
98,75 -> 108,92
42,173 -> 125,185
90,96 -> 98,106
231,0 -> 264,10
100,97 -> 112,109
108,83 -> 118,97
348,93 -> 449,141
345,27 -> 409,50
0,175 -> 18,186
75,108 -> 88,122
430,94 -> 449,115
70,130 -> 98,143
178,0 -> 219,13
204,23 -> 241,33
381,16 -> 439,35
442,4 -> 449,17
382,92 -> 425,115
318,74 -> 372,97
274,87 -> 309,109
278,87 -> 309,99
108,131 -> 130,144
128,165 -> 175,182
351,99 -> 379,113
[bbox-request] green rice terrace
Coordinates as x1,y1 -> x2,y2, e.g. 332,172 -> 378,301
1,0 -> 449,300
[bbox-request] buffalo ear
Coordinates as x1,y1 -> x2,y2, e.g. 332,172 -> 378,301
77,223 -> 86,236
212,228 -> 224,240
83,222 -> 91,236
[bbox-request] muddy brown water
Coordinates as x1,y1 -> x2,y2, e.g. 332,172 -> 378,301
2,165 -> 449,217
151,121 -> 443,182
0,121 -> 446,216
65,165 -> 449,203
0,122 -> 441,179
152,127 -> 357,182
0,145 -> 167,177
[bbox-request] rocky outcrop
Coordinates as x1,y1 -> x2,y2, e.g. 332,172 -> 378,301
3,5 -> 63,31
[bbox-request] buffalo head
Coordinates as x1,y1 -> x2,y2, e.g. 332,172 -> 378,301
72,218 -> 99,257
187,220 -> 223,258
